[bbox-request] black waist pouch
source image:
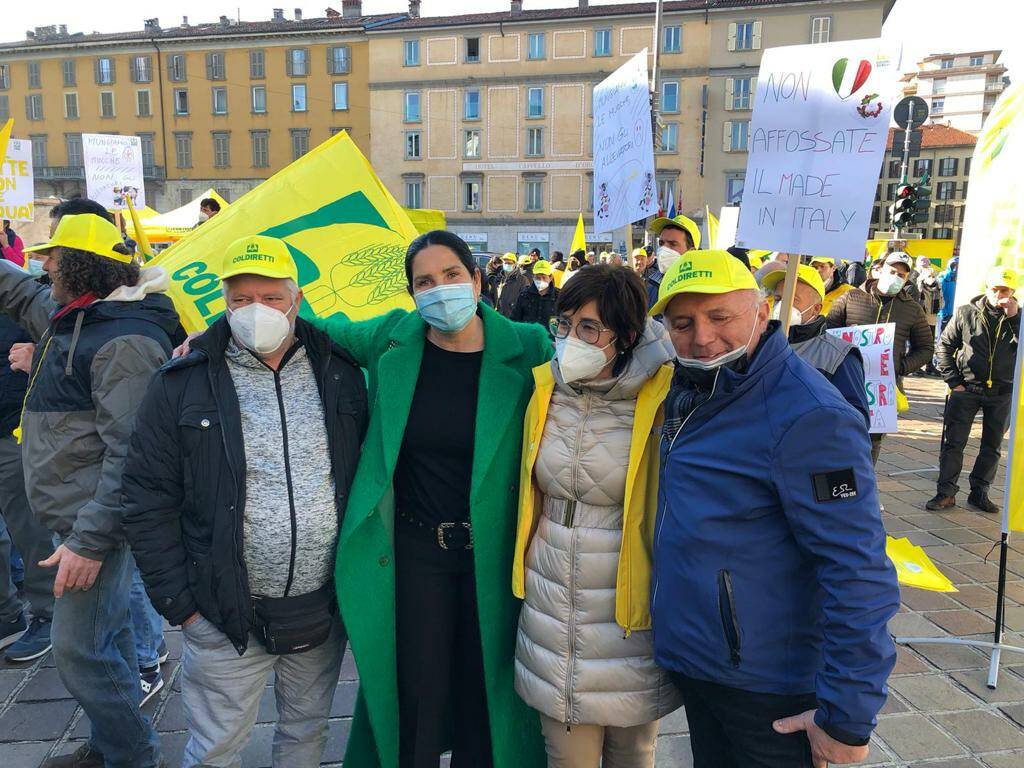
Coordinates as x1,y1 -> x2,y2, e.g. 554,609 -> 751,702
251,582 -> 337,655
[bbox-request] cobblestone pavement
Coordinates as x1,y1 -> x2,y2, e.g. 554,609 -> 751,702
2,376 -> 1023,766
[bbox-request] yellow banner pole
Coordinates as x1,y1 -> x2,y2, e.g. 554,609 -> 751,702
0,118 -> 13,170
124,194 -> 154,260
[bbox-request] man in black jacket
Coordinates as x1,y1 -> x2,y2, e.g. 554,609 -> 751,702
121,235 -> 368,767
928,266 -> 1020,513
510,259 -> 558,334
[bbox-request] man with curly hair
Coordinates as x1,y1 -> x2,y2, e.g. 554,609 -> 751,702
0,204 -> 178,768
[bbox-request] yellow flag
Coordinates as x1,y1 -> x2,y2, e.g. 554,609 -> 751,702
0,118 -> 12,170
952,84 -> 1024,532
152,131 -> 416,333
706,205 -> 719,250
124,193 -> 154,261
570,213 -> 587,256
403,207 -> 446,235
886,537 -> 957,593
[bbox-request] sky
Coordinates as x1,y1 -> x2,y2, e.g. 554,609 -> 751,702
0,0 -> 1017,81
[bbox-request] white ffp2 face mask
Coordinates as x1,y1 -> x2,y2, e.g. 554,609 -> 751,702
771,302 -> 806,327
228,302 -> 294,356
555,335 -> 613,384
657,245 -> 681,274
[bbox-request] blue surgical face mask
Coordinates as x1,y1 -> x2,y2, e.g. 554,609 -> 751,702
414,283 -> 478,333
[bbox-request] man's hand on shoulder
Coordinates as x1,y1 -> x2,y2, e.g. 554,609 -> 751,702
773,710 -> 868,768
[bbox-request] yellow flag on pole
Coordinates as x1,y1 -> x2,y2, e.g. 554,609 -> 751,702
570,213 -> 587,255
886,537 -> 958,593
706,205 -> 720,250
152,131 -> 416,333
123,193 -> 154,261
0,119 -> 13,170
953,83 -> 1024,532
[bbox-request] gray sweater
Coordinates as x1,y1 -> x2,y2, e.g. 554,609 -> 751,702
225,341 -> 337,597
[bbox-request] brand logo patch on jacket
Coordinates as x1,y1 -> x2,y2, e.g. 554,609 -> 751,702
812,469 -> 858,502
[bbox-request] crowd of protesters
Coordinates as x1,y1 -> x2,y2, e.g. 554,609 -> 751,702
0,199 -> 1018,768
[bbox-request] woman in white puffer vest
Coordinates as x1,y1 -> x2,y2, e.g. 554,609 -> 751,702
511,265 -> 683,767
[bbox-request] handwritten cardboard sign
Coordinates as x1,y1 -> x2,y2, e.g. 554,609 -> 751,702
736,38 -> 896,261
593,50 -> 657,233
83,133 -> 145,211
0,138 -> 34,223
827,322 -> 898,433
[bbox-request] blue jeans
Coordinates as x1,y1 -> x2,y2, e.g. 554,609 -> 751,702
51,542 -> 162,768
130,564 -> 164,669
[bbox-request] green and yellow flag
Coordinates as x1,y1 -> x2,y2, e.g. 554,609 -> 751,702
953,83 -> 1024,533
570,213 -> 587,255
152,131 -> 416,333
403,207 -> 446,235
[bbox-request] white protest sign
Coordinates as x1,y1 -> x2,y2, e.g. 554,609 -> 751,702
593,50 -> 657,233
83,133 -> 145,210
735,38 -> 897,261
0,138 -> 34,222
827,322 -> 898,433
715,206 -> 740,250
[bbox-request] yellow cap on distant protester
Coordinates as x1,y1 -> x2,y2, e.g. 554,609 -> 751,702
649,214 -> 702,250
219,235 -> 298,282
518,254 -> 534,266
631,247 -> 646,258
532,260 -> 553,276
761,264 -> 827,301
986,266 -> 1018,291
24,214 -> 130,264
809,256 -> 837,267
650,249 -> 758,316
502,252 -> 518,262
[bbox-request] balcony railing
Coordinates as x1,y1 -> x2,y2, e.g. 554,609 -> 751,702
35,165 -> 165,180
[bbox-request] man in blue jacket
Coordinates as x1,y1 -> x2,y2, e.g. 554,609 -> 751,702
650,250 -> 899,767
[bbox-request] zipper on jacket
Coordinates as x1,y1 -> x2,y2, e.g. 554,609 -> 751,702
717,569 -> 742,668
274,369 -> 300,597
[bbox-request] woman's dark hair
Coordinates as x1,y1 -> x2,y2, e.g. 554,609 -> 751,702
404,230 -> 477,286
556,264 -> 648,375
570,249 -> 586,261
57,246 -> 139,299
199,197 -> 221,212
51,197 -> 115,223
550,251 -> 564,264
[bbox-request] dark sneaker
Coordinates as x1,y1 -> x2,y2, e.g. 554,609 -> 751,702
41,743 -> 104,768
926,494 -> 956,511
967,492 -> 1000,514
0,612 -> 27,651
140,666 -> 164,706
5,616 -> 52,662
157,638 -> 169,664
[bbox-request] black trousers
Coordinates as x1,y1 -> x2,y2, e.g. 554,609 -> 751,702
937,387 -> 1012,498
395,523 -> 493,768
670,673 -> 816,768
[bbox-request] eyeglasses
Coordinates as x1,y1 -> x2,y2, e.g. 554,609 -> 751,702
550,315 -> 612,346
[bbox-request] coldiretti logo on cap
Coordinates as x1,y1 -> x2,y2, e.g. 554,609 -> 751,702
232,242 -> 275,263
665,260 -> 714,290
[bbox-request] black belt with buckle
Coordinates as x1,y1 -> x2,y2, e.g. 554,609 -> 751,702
398,510 -> 474,551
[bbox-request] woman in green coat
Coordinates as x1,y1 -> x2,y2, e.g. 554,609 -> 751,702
312,231 -> 550,768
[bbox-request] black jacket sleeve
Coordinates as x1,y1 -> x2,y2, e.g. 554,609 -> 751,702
936,308 -> 965,388
120,372 -> 197,626
899,302 -> 936,377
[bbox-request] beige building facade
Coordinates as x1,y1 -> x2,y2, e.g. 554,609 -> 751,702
900,50 -> 1008,134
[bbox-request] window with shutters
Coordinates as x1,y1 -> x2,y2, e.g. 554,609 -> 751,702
27,62 -> 41,89
0,96 -> 8,121
131,56 -> 152,83
62,60 -> 76,87
810,16 -> 831,44
970,55 -> 984,66
99,91 -> 115,118
251,130 -> 270,167
95,57 -> 115,84
932,97 -> 945,115
205,52 -> 226,81
174,89 -> 189,116
136,89 -> 151,117
405,180 -> 423,209
933,204 -> 953,223
887,159 -> 901,178
333,82 -> 349,111
250,50 -> 265,79
938,157 -> 958,176
291,129 -> 310,160
933,78 -> 946,95
658,123 -> 678,153
463,179 -> 481,211
885,183 -> 897,200
940,58 -> 953,69
727,77 -> 753,110
464,129 -> 481,158
329,46 -> 351,75
64,93 -> 79,119
871,206 -> 880,224
138,133 -> 155,168
30,135 -> 47,167
405,130 -> 422,160
212,87 -> 228,115
594,29 -> 612,57
663,26 -> 682,53
174,132 -> 192,168
65,133 -> 83,167
724,120 -> 749,152
404,40 -> 420,66
405,91 -> 421,123
914,159 -> 933,177
526,127 -> 544,157
212,131 -> 231,168
937,181 -> 956,200
0,65 -> 9,90
26,93 -> 43,120
661,81 -> 679,113
464,89 -> 480,120
252,86 -> 267,114
933,227 -> 953,239
964,157 -> 971,176
287,48 -> 309,77
168,55 -> 187,82
528,33 -> 545,60
525,178 -> 544,212
725,173 -> 744,204
465,37 -> 480,64
728,21 -> 761,51
527,87 -> 544,118
291,84 -> 307,112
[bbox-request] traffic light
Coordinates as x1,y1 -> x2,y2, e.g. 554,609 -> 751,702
913,173 -> 932,223
889,175 -> 931,229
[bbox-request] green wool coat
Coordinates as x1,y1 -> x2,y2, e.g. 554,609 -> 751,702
313,303 -> 551,768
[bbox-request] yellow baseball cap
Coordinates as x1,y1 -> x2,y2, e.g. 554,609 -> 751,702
986,265 -> 1018,291
650,249 -> 758,316
24,213 -> 130,263
649,214 -> 702,250
532,260 -> 553,276
518,254 -> 533,266
631,247 -> 646,258
502,252 -> 518,262
809,256 -> 837,267
220,235 -> 298,282
761,264 -> 826,301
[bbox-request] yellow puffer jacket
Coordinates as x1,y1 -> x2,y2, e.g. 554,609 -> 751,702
511,359 -> 673,632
